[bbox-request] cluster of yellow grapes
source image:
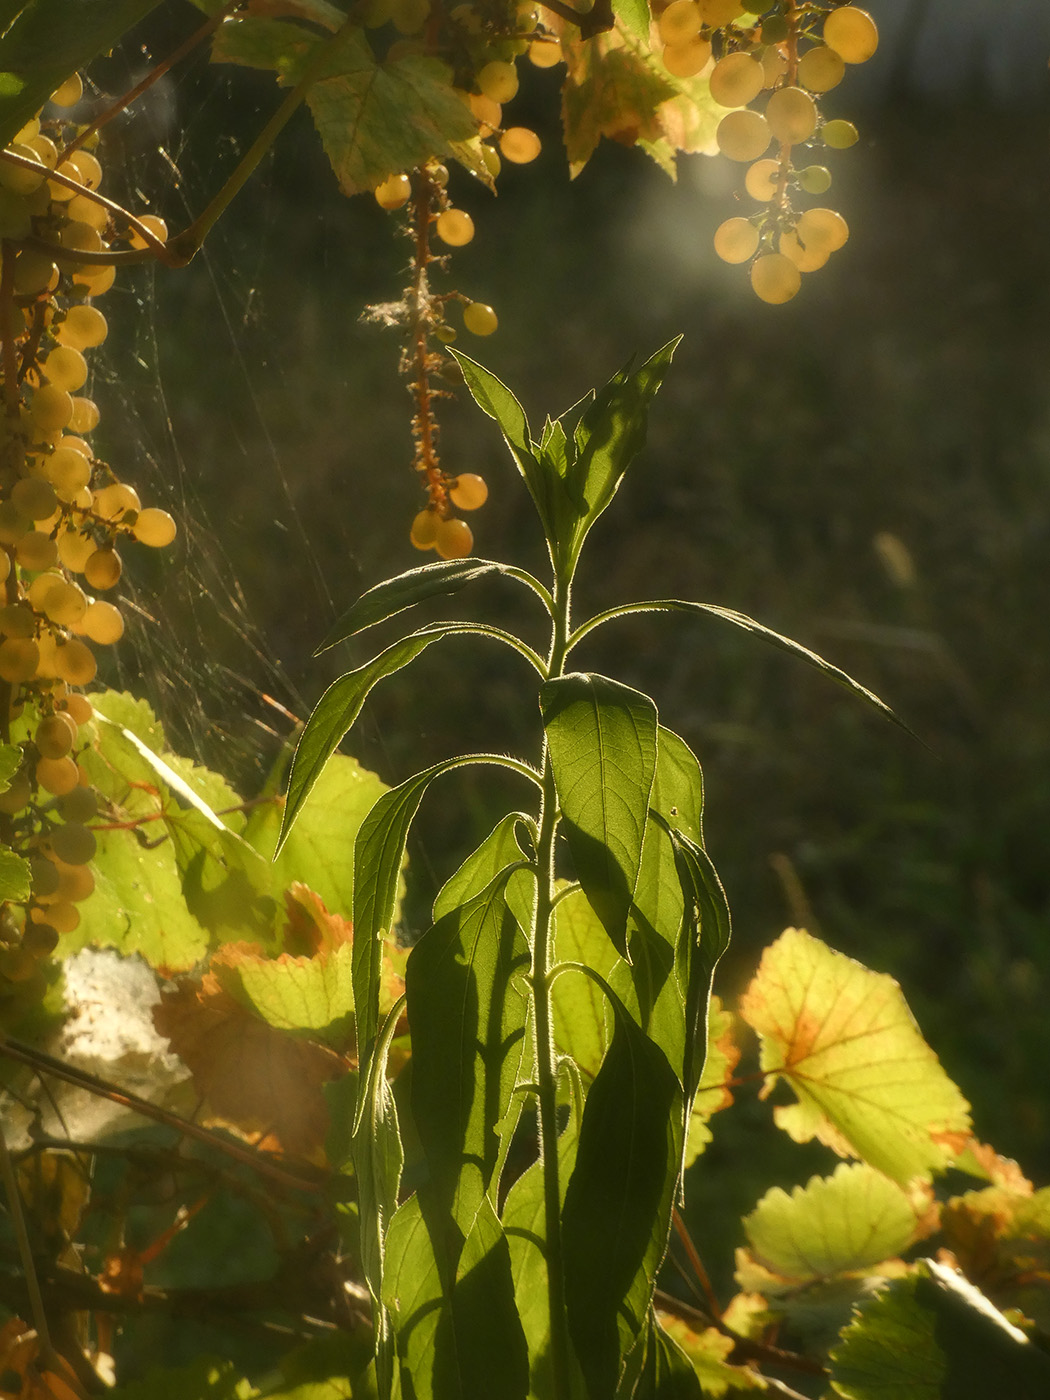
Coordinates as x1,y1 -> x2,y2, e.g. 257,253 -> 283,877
366,0 -> 560,557
663,1 -> 878,302
0,73 -> 176,985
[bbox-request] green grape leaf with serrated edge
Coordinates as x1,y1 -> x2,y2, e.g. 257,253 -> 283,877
742,1163 -> 924,1287
0,844 -> 29,902
739,928 -> 971,1183
560,27 -> 678,178
211,17 -> 477,195
829,1258 -> 1050,1400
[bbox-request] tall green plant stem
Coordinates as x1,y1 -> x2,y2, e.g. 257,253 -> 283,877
531,568 -> 572,1400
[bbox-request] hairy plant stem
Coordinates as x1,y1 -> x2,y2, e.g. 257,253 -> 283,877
531,567 -> 572,1400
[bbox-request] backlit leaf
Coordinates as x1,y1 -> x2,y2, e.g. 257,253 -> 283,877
552,887 -> 624,1080
560,28 -> 677,178
0,845 -> 29,902
0,742 -> 21,790
210,939 -> 355,1048
108,1356 -> 254,1400
655,1314 -> 767,1396
829,1259 -> 1050,1400
739,928 -> 971,1183
541,672 -> 657,957
632,1312 -> 703,1400
743,1164 -> 923,1286
562,995 -> 682,1399
683,996 -> 738,1167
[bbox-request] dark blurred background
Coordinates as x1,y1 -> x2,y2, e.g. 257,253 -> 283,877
87,0 -> 1050,1228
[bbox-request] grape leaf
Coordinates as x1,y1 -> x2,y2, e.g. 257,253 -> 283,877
210,939 -> 356,1047
0,742 -> 22,790
560,27 -> 677,178
829,1259 -> 1050,1400
683,996 -> 738,1167
742,1164 -> 924,1286
212,18 -> 477,195
108,1357 -> 254,1400
0,0 -> 163,146
653,1313 -> 766,1396
0,844 -> 30,902
154,968 -> 346,1160
739,928 -> 971,1183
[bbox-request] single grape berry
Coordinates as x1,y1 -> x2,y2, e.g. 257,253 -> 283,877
661,38 -> 711,78
435,208 -> 475,247
499,127 -> 541,164
463,302 -> 498,336
709,53 -> 765,109
744,158 -> 780,202
796,206 -> 849,253
49,822 -> 97,866
434,517 -> 473,560
50,73 -> 83,107
658,0 -> 701,46
798,164 -> 832,194
713,217 -> 759,265
35,755 -> 80,796
750,252 -> 802,304
410,509 -> 440,551
765,86 -> 818,145
132,508 -> 177,547
716,110 -> 772,163
449,474 -> 488,510
129,214 -> 168,250
478,60 -> 519,104
822,6 -> 879,64
375,173 -> 411,209
797,44 -> 846,93
821,118 -> 859,149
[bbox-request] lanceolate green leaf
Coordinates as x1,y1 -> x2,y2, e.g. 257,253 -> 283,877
282,623 -> 538,852
541,673 -> 657,958
561,990 -> 682,1400
316,559 -> 550,650
668,829 -> 731,1104
352,755 -> 538,1064
552,888 -> 625,1080
0,0 -> 163,145
568,600 -> 906,732
632,1311 -> 703,1400
566,338 -> 679,563
408,870 -> 530,1240
433,812 -> 536,930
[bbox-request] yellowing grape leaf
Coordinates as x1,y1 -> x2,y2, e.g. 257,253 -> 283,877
154,971 -> 347,1161
739,928 -> 971,1183
741,1164 -> 925,1287
561,27 -> 677,177
210,939 -> 356,1049
212,18 -> 478,194
940,1183 -> 1050,1331
655,1312 -> 766,1395
684,994 -> 739,1166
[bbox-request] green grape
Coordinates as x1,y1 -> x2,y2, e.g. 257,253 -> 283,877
797,205 -> 849,252
129,214 -> 167,250
131,508 -> 176,547
22,922 -> 59,957
57,528 -> 97,573
29,855 -> 61,899
749,252 -> 801,303
69,397 -> 100,433
478,60 -> 519,104
780,228 -> 829,271
43,901 -> 79,933
716,110 -> 771,162
765,86 -> 817,144
49,821 -> 96,866
50,73 -> 83,107
434,517 -> 473,560
661,37 -> 712,78
93,483 -> 140,520
35,755 -> 79,796
16,531 -> 58,571
463,302 -> 498,336
700,0 -> 744,24
33,576 -> 88,626
67,193 -> 108,230
499,127 -> 541,164
761,14 -> 789,43
797,43 -> 846,93
56,305 -> 108,350
744,157 -> 780,201
54,639 -> 96,686
709,53 -> 765,108
658,0 -> 702,46
0,605 -> 35,638
435,208 -> 475,247
35,713 -> 76,759
410,508 -> 439,550
713,216 -> 759,264
78,600 -> 123,644
58,784 -> 97,823
449,473 -> 488,510
375,173 -> 411,210
797,163 -> 832,194
68,150 -> 102,189
57,693 -> 93,727
822,118 -> 859,149
27,134 -> 58,169
43,345 -> 89,392
0,143 -> 46,195
13,249 -> 58,295
0,501 -> 29,546
83,548 -> 122,589
528,37 -> 562,67
823,5 -> 878,64
11,478 -> 58,520
0,770 -> 31,812
55,860 -> 94,904
31,385 -> 73,433
73,263 -> 115,295
45,445 -> 92,498
58,220 -> 103,254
